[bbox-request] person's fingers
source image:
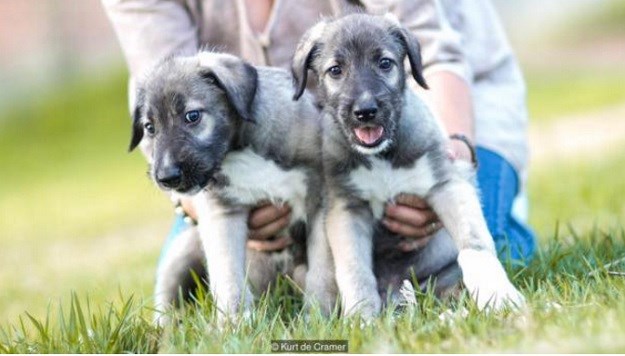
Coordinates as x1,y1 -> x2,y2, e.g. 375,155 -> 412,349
397,236 -> 433,252
248,203 -> 291,230
383,218 -> 442,239
383,217 -> 420,237
385,203 -> 438,228
393,193 -> 430,209
249,214 -> 291,240
247,235 -> 294,252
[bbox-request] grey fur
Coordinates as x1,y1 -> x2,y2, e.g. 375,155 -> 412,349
293,14 -> 524,318
132,52 -> 327,324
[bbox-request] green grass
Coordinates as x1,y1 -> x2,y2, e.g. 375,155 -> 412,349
1,64 -> 624,352
522,0 -> 625,122
0,68 -> 171,325
556,0 -> 625,42
584,0 -> 625,37
1,230 -> 625,353
0,293 -> 159,353
528,144 -> 625,238
0,67 -> 170,244
526,68 -> 625,122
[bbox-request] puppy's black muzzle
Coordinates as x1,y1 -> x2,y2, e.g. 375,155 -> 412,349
156,165 -> 182,190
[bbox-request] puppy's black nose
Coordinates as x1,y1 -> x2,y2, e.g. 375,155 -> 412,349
156,166 -> 182,189
353,106 -> 378,122
353,94 -> 378,122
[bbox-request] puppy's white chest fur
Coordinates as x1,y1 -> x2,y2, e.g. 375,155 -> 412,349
349,156 -> 437,219
219,147 -> 309,223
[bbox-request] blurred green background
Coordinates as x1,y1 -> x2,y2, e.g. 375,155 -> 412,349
0,0 -> 624,327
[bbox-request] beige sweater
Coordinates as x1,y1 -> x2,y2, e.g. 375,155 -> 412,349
102,0 -> 528,178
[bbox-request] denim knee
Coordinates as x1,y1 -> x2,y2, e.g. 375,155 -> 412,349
158,214 -> 193,266
476,147 -> 536,264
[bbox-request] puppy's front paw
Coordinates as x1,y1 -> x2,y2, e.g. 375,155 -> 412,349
343,293 -> 382,320
304,290 -> 337,318
458,249 -> 525,311
214,287 -> 254,326
154,311 -> 172,328
305,273 -> 338,317
215,306 -> 252,330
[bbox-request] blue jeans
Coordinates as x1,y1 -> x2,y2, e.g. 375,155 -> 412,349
158,214 -> 190,265
159,147 -> 536,266
476,147 -> 536,265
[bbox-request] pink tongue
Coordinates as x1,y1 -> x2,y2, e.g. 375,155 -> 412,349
354,126 -> 384,145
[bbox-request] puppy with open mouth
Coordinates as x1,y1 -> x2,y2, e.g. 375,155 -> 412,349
130,51 -> 329,324
292,13 -> 525,318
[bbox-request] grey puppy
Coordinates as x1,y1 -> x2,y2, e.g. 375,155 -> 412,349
129,51 -> 327,324
292,14 -> 525,318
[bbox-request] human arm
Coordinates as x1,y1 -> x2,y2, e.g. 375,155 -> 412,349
101,0 -> 199,77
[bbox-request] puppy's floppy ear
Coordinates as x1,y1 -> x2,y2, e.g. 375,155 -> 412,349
390,26 -> 429,90
128,87 -> 145,152
198,53 -> 258,122
291,20 -> 327,100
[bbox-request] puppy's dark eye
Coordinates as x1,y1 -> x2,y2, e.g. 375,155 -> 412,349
328,65 -> 343,78
184,110 -> 202,124
144,122 -> 155,135
379,58 -> 393,71
202,72 -> 217,85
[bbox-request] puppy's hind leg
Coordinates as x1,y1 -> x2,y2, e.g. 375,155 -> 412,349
325,197 -> 381,319
427,178 -> 525,311
154,227 -> 206,327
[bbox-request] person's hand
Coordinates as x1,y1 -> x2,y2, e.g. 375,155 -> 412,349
246,202 -> 293,251
383,193 -> 441,252
383,139 -> 475,252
